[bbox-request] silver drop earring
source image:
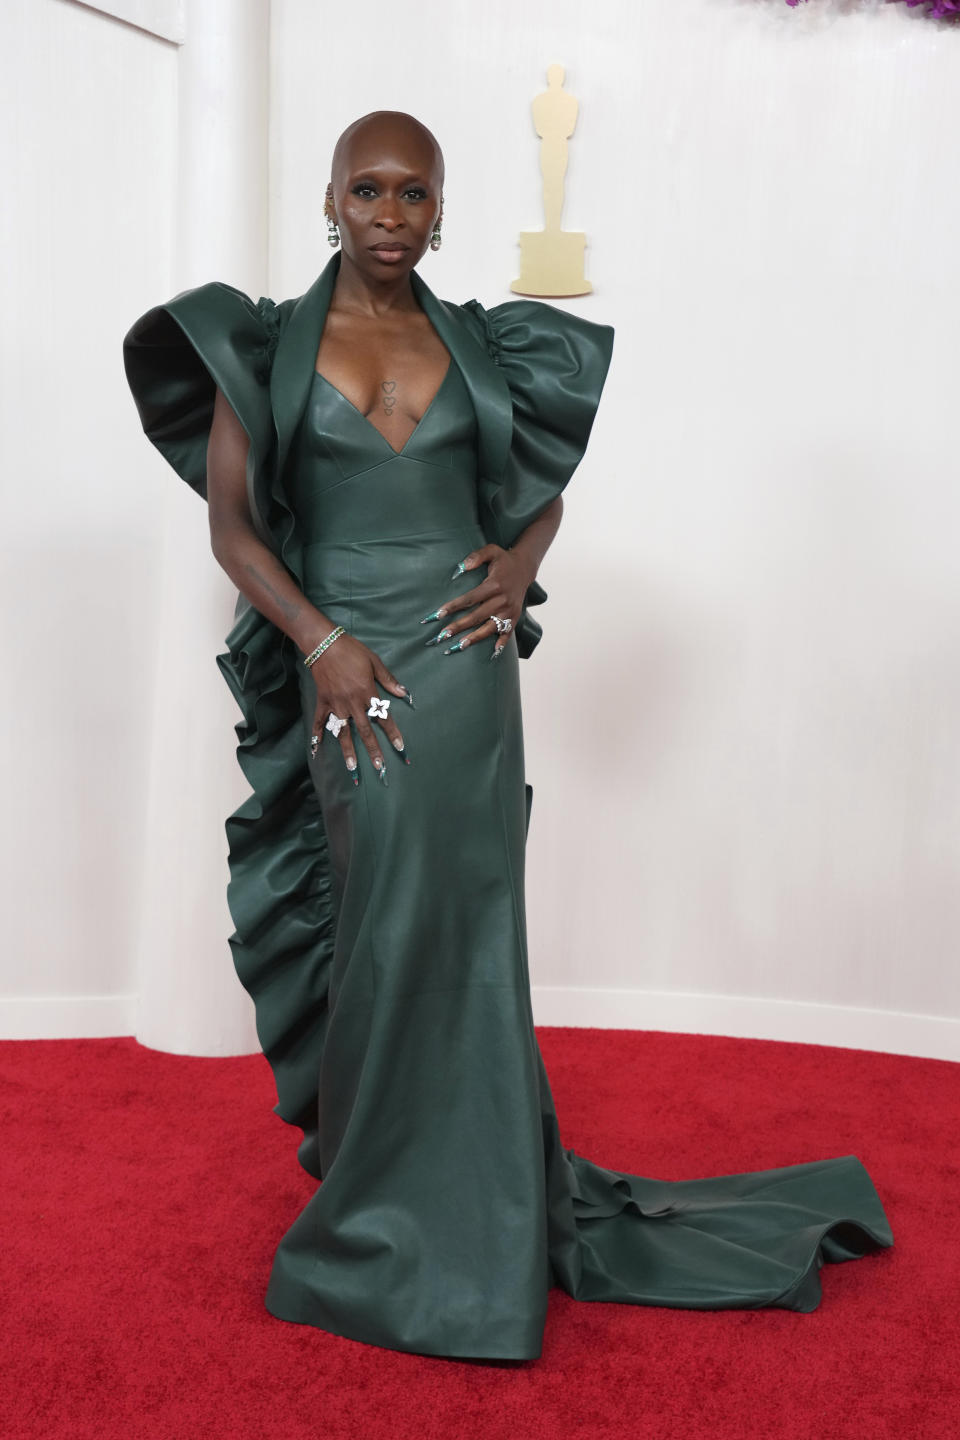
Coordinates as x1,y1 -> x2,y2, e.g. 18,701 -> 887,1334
430,196 -> 444,251
326,214 -> 340,248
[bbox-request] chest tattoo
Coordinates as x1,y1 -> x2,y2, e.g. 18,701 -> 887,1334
380,379 -> 397,418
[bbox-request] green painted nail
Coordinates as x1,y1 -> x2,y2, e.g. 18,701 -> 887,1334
444,638 -> 468,654
419,609 -> 443,625
426,628 -> 452,647
450,561 -> 466,579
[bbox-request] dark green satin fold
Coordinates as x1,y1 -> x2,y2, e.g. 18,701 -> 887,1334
122,264 -> 892,1361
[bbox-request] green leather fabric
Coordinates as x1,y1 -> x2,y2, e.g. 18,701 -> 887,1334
122,257 -> 893,1359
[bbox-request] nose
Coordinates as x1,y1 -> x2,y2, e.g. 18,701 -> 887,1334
374,202 -> 403,232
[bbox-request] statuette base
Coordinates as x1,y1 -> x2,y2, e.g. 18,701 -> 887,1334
511,230 -> 592,298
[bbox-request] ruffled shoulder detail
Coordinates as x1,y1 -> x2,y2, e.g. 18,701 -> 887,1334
457,297 -> 614,656
122,281 -> 293,505
460,297 -> 614,541
252,293 -> 283,383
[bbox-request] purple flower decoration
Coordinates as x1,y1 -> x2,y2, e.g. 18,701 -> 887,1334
785,0 -> 959,12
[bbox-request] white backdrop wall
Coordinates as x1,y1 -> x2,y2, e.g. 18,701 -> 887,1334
2,0 -> 267,1051
267,0 -> 960,1057
2,1 -> 177,1036
3,0 -> 959,1060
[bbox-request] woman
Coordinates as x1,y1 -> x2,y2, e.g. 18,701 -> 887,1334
123,111 -> 893,1361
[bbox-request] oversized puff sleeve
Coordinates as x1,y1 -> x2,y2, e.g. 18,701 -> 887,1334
459,296 -> 615,657
122,281 -> 290,542
122,285 -> 334,1180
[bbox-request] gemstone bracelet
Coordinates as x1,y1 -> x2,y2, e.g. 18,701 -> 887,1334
303,625 -> 345,668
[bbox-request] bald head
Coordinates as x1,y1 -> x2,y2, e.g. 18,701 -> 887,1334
331,111 -> 444,190
325,111 -> 445,275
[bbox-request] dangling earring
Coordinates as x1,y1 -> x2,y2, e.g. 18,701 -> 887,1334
430,196 -> 444,251
326,214 -> 340,248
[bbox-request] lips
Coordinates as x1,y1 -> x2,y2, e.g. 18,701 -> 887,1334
368,241 -> 411,265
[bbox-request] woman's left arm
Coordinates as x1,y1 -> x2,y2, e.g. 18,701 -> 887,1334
423,496 -> 564,657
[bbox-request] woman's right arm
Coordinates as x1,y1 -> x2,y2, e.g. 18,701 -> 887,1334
206,385 -> 409,776
207,385 -> 330,655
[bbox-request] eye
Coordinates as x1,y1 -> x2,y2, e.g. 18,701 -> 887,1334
352,182 -> 378,197
403,187 -> 428,201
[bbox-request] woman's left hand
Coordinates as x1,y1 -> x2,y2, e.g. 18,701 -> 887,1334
422,543 -> 535,656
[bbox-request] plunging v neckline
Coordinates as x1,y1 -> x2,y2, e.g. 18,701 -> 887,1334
312,358 -> 455,458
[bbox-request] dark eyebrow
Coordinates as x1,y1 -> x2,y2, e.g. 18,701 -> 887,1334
347,171 -> 430,186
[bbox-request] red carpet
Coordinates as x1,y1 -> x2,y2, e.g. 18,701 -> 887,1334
2,1028 -> 956,1440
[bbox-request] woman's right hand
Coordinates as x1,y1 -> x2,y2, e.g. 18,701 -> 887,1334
308,631 -> 410,782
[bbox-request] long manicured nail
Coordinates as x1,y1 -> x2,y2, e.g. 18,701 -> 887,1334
375,758 -> 388,786
346,756 -> 360,785
490,645 -> 505,661
392,738 -> 411,764
403,689 -> 415,708
450,560 -> 467,579
419,609 -> 444,625
426,628 -> 452,647
444,638 -> 468,654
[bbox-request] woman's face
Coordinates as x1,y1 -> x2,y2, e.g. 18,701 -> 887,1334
326,120 -> 443,282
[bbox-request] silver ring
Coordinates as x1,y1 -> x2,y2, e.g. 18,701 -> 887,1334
490,615 -> 513,635
325,712 -> 348,739
367,695 -> 391,720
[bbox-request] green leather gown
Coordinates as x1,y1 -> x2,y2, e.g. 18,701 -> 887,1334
123,252 -> 893,1360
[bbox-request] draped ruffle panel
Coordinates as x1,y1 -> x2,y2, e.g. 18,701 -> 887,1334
216,601 -> 332,1180
123,285 -> 335,1178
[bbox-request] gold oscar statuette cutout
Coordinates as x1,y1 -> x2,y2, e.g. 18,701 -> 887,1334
511,63 -> 592,298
